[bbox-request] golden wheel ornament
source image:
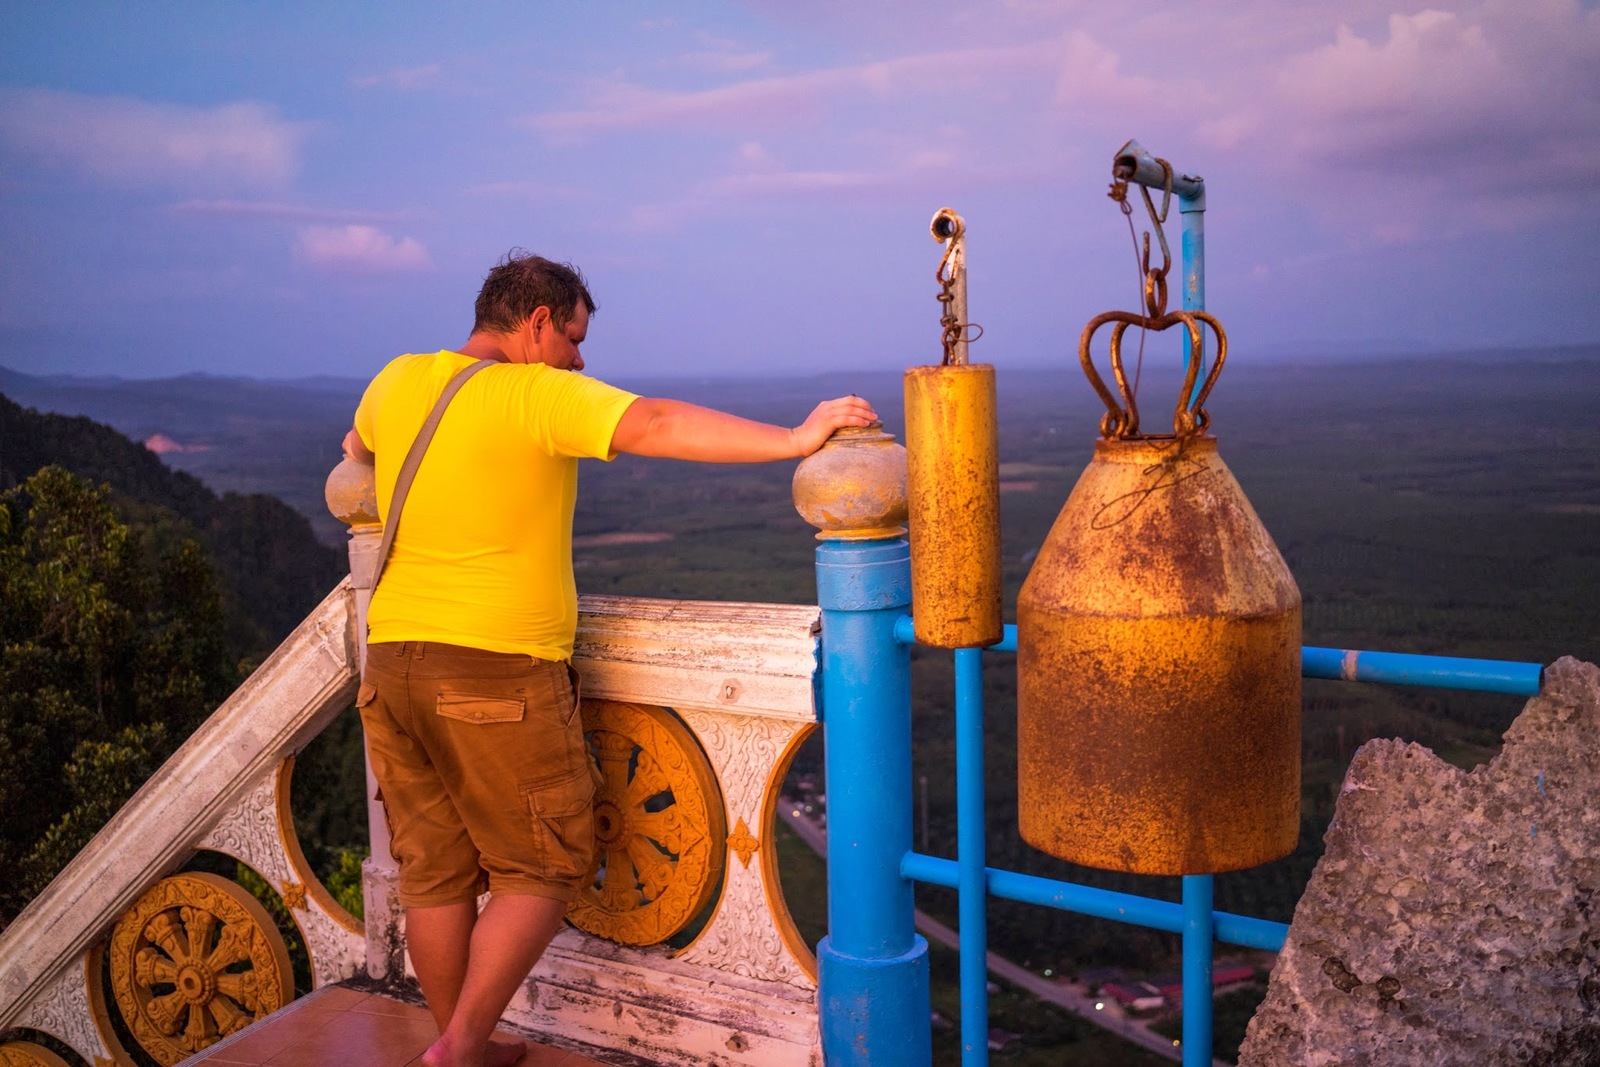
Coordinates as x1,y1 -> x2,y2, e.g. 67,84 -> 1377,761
107,871 -> 294,1065
568,700 -> 726,946
0,1042 -> 71,1067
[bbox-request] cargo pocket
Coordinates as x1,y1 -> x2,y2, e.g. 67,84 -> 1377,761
551,662 -> 582,728
522,770 -> 596,882
356,682 -> 377,708
373,784 -> 392,825
436,692 -> 526,724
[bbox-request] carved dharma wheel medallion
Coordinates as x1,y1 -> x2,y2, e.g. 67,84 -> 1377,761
107,871 -> 294,1065
0,1043 -> 71,1067
568,700 -> 727,946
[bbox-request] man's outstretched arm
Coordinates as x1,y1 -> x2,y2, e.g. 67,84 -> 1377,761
610,395 -> 877,462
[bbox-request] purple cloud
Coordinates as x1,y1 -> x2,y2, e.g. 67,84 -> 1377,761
351,64 -> 443,91
169,199 -> 415,223
294,225 -> 432,272
0,89 -> 307,189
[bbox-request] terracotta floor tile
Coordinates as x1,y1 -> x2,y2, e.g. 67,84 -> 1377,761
193,1050 -> 264,1066
185,987 -> 626,1067
553,1052 -> 613,1067
262,1009 -> 435,1067
299,985 -> 370,1013
196,1014 -> 332,1064
349,993 -> 434,1019
516,1043 -> 576,1067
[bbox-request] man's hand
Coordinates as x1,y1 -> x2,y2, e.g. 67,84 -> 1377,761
789,395 -> 879,457
343,428 -> 374,464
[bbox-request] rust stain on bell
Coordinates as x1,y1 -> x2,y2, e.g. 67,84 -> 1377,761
1016,293 -> 1301,875
905,363 -> 1002,648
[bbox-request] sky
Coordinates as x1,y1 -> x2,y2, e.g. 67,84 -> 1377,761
1,0 -> 1598,382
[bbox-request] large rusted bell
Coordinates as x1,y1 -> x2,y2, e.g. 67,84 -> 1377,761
1016,309 -> 1301,875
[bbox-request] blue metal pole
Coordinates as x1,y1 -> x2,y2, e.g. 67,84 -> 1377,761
1179,189 -> 1206,406
816,537 -> 931,1066
1181,876 -> 1214,1067
954,647 -> 989,1066
1176,160 -> 1215,1067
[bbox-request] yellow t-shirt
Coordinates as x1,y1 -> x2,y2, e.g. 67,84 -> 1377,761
353,351 -> 639,660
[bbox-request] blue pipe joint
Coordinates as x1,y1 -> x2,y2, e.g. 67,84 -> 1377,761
819,935 -> 932,1067
816,539 -> 913,611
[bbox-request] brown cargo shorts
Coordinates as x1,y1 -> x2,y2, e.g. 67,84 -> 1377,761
358,641 -> 597,908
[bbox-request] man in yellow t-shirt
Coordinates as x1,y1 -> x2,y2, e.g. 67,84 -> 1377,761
344,252 -> 875,1067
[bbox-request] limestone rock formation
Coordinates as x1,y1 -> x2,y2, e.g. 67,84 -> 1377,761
1239,657 -> 1600,1066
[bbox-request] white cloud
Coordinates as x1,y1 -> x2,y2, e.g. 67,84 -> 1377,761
1252,5 -> 1597,187
170,199 -> 414,224
0,89 -> 306,189
526,39 -> 1064,137
677,34 -> 774,73
736,141 -> 776,167
294,225 -> 432,272
1180,0 -> 1600,239
462,180 -> 597,202
351,64 -> 442,91
1053,30 -> 1160,109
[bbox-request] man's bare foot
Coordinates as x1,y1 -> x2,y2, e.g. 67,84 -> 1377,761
487,1037 -> 528,1067
420,1034 -> 524,1067
420,1033 -> 457,1067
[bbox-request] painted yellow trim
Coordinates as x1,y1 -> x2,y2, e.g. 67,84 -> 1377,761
275,756 -> 365,944
760,722 -> 820,983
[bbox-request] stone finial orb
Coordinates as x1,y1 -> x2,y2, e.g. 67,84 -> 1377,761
325,457 -> 380,529
792,423 -> 908,540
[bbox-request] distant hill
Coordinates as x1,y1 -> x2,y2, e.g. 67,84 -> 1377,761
3,344 -> 1596,547
0,366 -> 364,545
0,391 -> 344,654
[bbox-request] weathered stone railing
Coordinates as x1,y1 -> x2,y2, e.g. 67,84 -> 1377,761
0,583 -> 366,1065
0,458 -> 828,1067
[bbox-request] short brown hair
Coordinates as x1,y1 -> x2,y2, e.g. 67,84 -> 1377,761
472,250 -> 596,334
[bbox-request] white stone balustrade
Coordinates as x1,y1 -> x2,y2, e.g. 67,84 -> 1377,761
0,458 -> 825,1067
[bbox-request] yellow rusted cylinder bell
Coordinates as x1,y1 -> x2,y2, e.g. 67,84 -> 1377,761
904,363 -> 1002,648
1016,310 -> 1301,875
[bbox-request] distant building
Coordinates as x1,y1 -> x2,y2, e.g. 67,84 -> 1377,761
1074,965 -> 1125,990
1101,981 -> 1166,1012
987,1028 -> 1023,1052
1149,963 -> 1258,1001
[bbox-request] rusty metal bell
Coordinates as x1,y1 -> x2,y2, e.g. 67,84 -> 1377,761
905,207 -> 1003,649
1016,309 -> 1301,875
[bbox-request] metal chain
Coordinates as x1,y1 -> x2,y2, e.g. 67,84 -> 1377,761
936,248 -> 961,364
932,209 -> 983,366
1108,157 -> 1174,320
1089,154 -> 1224,441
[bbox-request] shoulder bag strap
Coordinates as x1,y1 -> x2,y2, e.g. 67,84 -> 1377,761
371,357 -> 498,590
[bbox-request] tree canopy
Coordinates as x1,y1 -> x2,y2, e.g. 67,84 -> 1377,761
0,467 -> 242,919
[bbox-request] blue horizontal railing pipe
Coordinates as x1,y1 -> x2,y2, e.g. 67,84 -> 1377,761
1301,646 -> 1542,695
901,851 -> 1289,952
896,617 -> 1544,695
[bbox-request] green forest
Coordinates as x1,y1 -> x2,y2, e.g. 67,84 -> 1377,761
0,393 -> 349,923
2,348 -> 1597,1062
